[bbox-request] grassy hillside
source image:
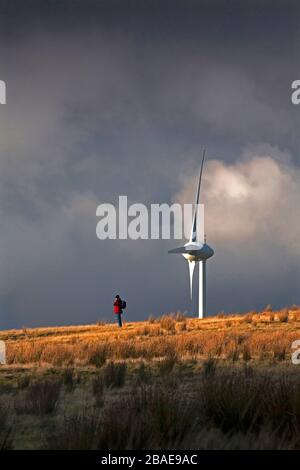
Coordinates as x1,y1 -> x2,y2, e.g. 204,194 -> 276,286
0,307 -> 300,450
1,307 -> 299,366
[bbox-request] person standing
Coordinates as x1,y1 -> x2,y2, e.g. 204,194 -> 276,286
113,294 -> 123,327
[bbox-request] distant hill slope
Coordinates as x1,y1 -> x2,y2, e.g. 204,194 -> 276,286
0,307 -> 299,366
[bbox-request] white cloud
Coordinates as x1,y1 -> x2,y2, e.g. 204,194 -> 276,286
175,147 -> 300,255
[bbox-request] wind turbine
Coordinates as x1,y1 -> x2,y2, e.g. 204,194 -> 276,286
168,149 -> 214,318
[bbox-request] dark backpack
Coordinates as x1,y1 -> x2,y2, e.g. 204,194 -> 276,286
122,300 -> 127,309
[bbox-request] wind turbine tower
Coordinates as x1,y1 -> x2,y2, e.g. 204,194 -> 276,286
168,150 -> 214,318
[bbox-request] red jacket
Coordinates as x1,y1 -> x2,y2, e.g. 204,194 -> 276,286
113,298 -> 123,314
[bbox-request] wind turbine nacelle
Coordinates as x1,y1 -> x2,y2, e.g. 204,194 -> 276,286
182,242 -> 214,262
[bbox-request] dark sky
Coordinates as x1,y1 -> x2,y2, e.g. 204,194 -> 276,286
0,0 -> 300,329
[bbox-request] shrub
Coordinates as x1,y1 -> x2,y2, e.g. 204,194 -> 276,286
273,348 -> 286,361
243,314 -> 253,324
227,348 -> 239,362
262,374 -> 300,438
48,346 -> 74,367
38,367 -> 300,450
135,362 -> 151,385
243,364 -> 254,378
14,377 -> 62,415
158,347 -> 178,376
278,311 -> 288,323
198,369 -> 261,434
97,383 -> 196,450
102,362 -> 127,388
202,357 -> 218,377
242,347 -> 251,362
0,401 -> 13,450
45,408 -> 101,450
137,326 -> 151,336
17,374 -> 31,390
174,311 -> 186,322
44,383 -> 197,450
148,314 -> 156,323
87,345 -> 107,368
62,367 -> 76,393
176,321 -> 187,332
160,315 -> 176,333
92,374 -> 105,408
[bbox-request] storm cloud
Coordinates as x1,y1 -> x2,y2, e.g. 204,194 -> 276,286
0,0 -> 299,328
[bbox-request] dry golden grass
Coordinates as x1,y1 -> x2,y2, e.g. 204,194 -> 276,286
1,307 -> 300,450
1,307 -> 300,367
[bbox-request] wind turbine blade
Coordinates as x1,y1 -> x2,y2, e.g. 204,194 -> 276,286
168,246 -> 187,254
188,261 -> 195,301
195,148 -> 206,206
190,148 -> 206,243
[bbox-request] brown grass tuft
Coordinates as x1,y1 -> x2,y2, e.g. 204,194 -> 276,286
160,315 -> 176,333
102,361 -> 127,389
14,377 -> 62,415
